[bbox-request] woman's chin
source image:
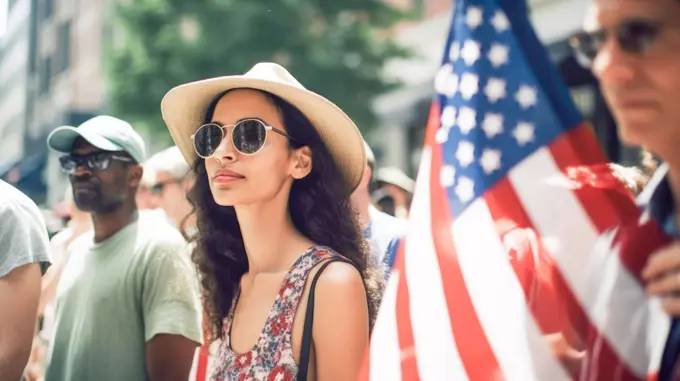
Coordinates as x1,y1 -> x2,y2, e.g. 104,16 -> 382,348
209,188 -> 237,207
212,194 -> 237,207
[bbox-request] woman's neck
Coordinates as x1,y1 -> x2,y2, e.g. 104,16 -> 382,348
235,192 -> 312,275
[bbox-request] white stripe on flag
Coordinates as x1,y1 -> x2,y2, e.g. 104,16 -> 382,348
189,350 -> 199,380
404,147 -> 469,381
451,199 -> 572,381
369,270 -> 403,381
509,147 -> 667,376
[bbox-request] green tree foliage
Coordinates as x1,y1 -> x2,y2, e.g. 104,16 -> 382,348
107,0 -> 412,143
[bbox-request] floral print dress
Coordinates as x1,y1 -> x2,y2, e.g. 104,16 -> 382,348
212,246 -> 338,381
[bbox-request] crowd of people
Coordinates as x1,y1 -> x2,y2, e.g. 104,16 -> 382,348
2,0 -> 680,380
2,62 -> 415,381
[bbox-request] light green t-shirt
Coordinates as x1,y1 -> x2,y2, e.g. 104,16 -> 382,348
44,213 -> 203,381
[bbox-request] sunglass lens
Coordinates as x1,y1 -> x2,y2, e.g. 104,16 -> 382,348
59,156 -> 77,173
194,124 -> 224,158
233,120 -> 266,154
619,20 -> 659,54
87,154 -> 111,171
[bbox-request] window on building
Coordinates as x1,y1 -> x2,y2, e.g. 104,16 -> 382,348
39,0 -> 53,22
55,21 -> 71,74
39,55 -> 52,94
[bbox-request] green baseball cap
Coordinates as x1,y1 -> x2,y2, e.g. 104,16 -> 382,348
47,115 -> 147,163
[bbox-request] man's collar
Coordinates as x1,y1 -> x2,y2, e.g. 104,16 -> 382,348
637,163 -> 669,207
637,163 -> 672,207
637,163 -> 676,235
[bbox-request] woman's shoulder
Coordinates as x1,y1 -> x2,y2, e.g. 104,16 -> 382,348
306,246 -> 363,290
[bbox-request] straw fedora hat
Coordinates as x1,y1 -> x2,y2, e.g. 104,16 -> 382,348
160,62 -> 366,195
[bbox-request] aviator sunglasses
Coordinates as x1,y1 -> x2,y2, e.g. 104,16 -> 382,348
59,152 -> 135,174
569,19 -> 664,67
191,118 -> 300,158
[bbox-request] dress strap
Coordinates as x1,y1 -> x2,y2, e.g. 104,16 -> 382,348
277,247 -> 336,347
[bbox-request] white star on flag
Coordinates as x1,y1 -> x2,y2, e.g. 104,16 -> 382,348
461,40 -> 481,66
440,105 -> 457,128
457,106 -> 477,134
456,140 -> 475,167
466,6 -> 483,29
455,176 -> 475,202
488,43 -> 509,68
484,77 -> 506,103
435,127 -> 450,144
491,10 -> 510,32
449,41 -> 461,61
434,64 -> 459,97
513,121 -> 535,146
482,112 -> 504,138
515,85 -> 538,109
440,165 -> 456,188
480,148 -> 502,174
460,73 -> 479,100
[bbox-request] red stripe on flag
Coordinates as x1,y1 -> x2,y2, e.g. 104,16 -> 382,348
485,177 -> 639,380
195,344 -> 210,381
394,242 -> 421,380
424,102 -> 442,147
549,124 -> 641,272
549,124 -> 634,341
485,179 -> 576,377
195,310 -> 212,381
550,127 -> 647,380
548,124 -> 645,345
429,130 -> 503,380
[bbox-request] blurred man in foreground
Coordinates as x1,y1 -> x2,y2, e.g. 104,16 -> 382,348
350,141 -> 406,266
572,0 -> 680,378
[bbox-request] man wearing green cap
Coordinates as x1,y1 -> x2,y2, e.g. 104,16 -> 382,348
43,115 -> 202,381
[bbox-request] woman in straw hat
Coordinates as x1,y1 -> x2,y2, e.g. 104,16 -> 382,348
161,63 -> 383,381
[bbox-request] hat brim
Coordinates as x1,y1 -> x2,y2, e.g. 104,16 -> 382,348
47,126 -> 124,154
160,76 -> 366,195
376,169 -> 416,193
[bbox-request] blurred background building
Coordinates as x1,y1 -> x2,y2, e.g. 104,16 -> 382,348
0,0 -> 638,207
0,0 -> 111,204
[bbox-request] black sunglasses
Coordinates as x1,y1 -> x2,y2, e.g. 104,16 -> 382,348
569,19 -> 663,67
59,152 -> 135,174
191,118 -> 300,158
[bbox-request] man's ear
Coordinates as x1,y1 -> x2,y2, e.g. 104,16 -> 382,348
183,174 -> 196,192
361,165 -> 372,189
129,165 -> 143,189
290,146 -> 313,180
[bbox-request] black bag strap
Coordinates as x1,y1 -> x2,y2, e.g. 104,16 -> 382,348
298,257 -> 355,381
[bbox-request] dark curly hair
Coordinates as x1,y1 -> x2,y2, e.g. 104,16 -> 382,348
182,89 -> 384,342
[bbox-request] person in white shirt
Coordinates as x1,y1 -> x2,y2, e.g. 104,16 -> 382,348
350,141 -> 406,266
144,146 -> 196,235
0,180 -> 52,381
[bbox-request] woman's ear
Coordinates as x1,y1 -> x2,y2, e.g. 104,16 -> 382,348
290,146 -> 313,180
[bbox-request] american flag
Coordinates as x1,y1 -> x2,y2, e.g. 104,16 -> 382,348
358,0 -> 670,380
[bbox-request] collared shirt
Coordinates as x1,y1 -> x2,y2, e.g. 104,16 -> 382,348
641,164 -> 680,381
364,205 -> 406,267
638,164 -> 677,238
